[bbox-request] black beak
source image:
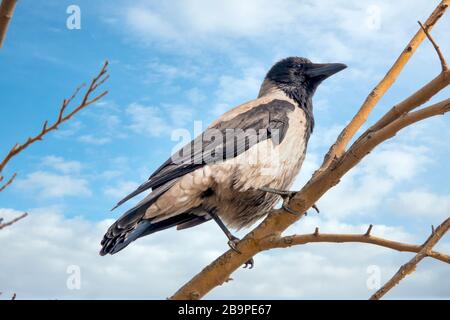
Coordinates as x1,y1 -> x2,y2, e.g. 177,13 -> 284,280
305,63 -> 347,80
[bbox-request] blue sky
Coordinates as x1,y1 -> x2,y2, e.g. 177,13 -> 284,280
0,0 -> 449,299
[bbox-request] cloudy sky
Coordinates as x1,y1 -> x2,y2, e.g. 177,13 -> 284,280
0,0 -> 449,299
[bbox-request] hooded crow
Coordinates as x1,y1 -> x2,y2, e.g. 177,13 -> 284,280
100,57 -> 346,266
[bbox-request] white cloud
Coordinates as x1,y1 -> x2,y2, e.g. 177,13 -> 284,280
165,104 -> 194,127
292,142 -> 433,219
390,190 -> 450,219
41,156 -> 83,174
14,171 -> 91,198
0,208 -> 447,299
53,120 -> 83,138
126,103 -> 171,137
212,67 -> 264,116
120,1 -> 445,66
103,181 -> 139,200
126,102 -> 196,137
186,87 -> 207,105
79,134 -> 111,145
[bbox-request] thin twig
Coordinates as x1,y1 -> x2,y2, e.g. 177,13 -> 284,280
370,218 -> 450,300
0,172 -> 16,192
0,61 -> 109,193
418,21 -> 448,71
0,212 -> 28,230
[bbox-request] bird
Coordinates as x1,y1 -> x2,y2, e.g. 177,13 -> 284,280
100,57 -> 346,268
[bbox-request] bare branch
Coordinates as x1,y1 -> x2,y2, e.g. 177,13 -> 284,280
418,21 -> 448,71
263,229 -> 450,265
0,61 -> 109,193
370,218 -> 450,300
0,212 -> 27,230
0,172 -> 16,192
0,0 -> 18,49
358,70 -> 450,136
320,0 -> 450,170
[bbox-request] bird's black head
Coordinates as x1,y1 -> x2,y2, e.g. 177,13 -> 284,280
265,57 -> 347,104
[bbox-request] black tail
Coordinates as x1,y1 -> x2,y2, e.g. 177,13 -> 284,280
100,209 -> 196,255
100,180 -> 181,255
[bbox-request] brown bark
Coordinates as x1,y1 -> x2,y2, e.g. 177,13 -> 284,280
0,0 -> 17,48
0,212 -> 27,230
170,1 -> 450,300
263,228 -> 450,265
321,0 -> 450,169
370,218 -> 450,300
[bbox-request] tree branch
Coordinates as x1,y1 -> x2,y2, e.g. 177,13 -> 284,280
0,212 -> 27,230
0,61 -> 109,193
262,228 -> 450,265
0,0 -> 17,49
370,218 -> 450,300
320,0 -> 449,170
170,1 -> 450,300
418,21 -> 448,71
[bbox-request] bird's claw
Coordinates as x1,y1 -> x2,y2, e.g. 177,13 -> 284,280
260,187 -> 301,216
227,237 -> 255,269
227,238 -> 241,254
260,187 -> 320,217
282,202 -> 302,216
243,258 -> 254,269
259,187 -> 296,198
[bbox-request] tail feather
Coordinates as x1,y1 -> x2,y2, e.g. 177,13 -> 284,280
100,210 -> 197,255
101,180 -> 180,255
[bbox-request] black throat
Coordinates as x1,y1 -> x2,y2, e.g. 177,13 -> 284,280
279,85 -> 315,135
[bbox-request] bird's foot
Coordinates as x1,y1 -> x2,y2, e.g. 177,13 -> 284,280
227,236 -> 241,254
259,187 -> 320,216
227,236 -> 255,269
259,187 -> 301,216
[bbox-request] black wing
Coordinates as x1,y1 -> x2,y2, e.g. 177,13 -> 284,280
112,99 -> 295,209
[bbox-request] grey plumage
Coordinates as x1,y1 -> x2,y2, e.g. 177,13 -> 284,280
100,57 -> 346,256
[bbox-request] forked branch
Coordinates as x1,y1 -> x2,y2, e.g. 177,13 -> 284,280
418,21 -> 448,71
370,218 -> 450,300
0,61 -> 109,193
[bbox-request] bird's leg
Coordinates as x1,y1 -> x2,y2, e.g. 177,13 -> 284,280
259,187 -> 320,216
208,210 -> 254,269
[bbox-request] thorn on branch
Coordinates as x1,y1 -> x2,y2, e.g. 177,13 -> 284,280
314,227 -> 319,236
365,224 -> 373,236
312,204 -> 320,214
418,21 -> 448,72
431,225 -> 436,235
